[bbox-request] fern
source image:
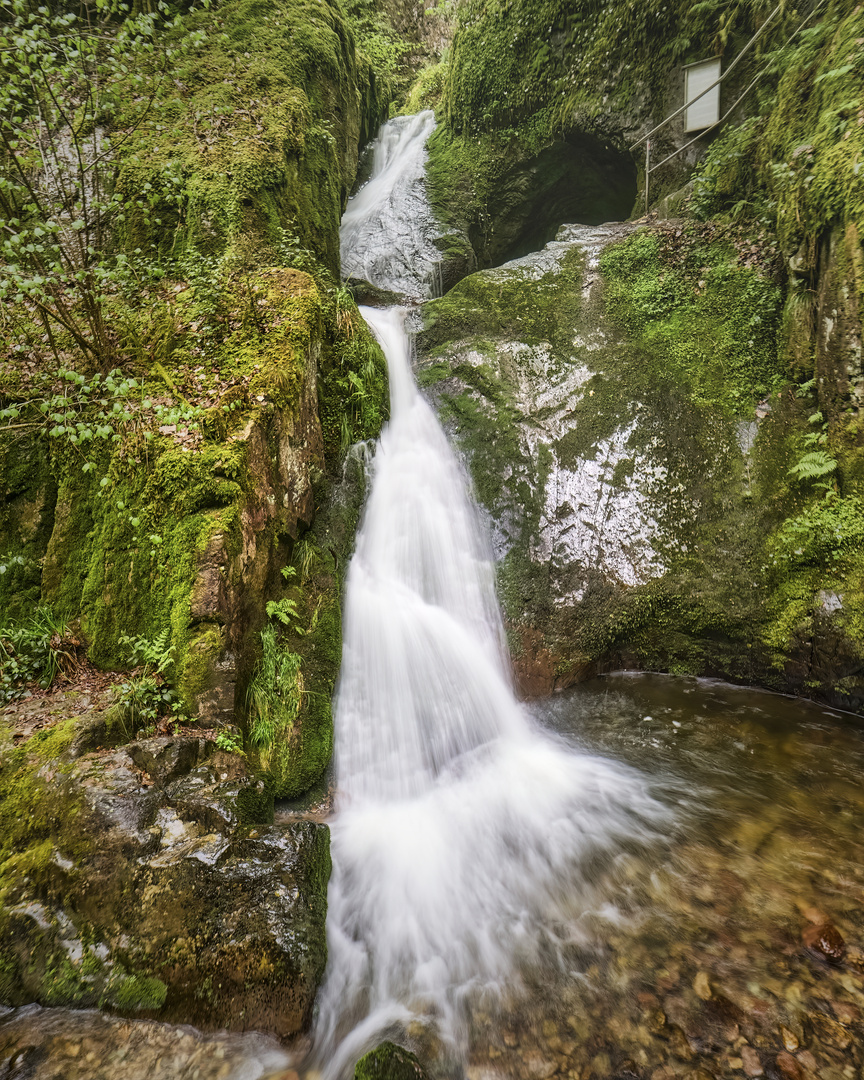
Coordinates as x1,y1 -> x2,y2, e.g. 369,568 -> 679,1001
266,597 -> 303,630
788,450 -> 837,481
120,628 -> 175,677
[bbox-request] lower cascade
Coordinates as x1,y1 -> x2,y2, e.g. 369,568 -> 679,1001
311,115 -> 669,1077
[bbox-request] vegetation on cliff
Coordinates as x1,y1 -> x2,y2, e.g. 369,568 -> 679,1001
0,0 -> 390,817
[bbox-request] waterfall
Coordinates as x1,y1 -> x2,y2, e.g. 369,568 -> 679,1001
312,114 -> 669,1078
339,111 -> 443,299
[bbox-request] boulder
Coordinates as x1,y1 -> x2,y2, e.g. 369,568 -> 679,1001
0,716 -> 330,1037
417,221 -> 864,707
355,1042 -> 428,1080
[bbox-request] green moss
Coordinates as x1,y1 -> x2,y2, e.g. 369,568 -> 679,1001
317,292 -> 389,466
116,0 -> 387,274
112,974 -> 169,1011
0,718 -> 85,903
599,227 -> 784,415
214,268 -> 325,411
0,432 -> 57,621
248,558 -> 339,799
355,1042 -> 427,1080
402,60 -> 447,115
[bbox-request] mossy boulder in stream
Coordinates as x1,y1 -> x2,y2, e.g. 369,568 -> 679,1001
418,221 -> 864,710
355,1041 -> 428,1080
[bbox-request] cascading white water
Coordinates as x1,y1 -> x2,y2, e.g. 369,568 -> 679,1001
339,111 -> 443,299
313,115 -> 670,1077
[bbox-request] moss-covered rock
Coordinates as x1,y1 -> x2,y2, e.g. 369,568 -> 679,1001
23,267 -> 328,727
0,708 -> 329,1035
355,1041 -> 428,1080
0,255 -> 387,811
418,220 -> 864,711
424,1 -> 842,274
0,436 -> 56,621
426,123 -> 636,279
116,0 -> 388,276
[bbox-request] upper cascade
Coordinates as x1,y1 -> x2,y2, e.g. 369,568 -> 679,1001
339,110 -> 443,299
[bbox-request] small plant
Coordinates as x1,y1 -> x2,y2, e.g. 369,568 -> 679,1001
246,625 -> 304,768
788,410 -> 838,485
109,629 -> 180,739
293,539 -> 317,583
215,729 -> 244,754
0,607 -> 79,702
265,597 -> 303,629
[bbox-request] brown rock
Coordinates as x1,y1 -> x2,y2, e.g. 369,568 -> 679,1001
830,999 -> 860,1024
669,1026 -> 694,1061
774,1053 -> 803,1080
692,971 -> 711,1001
808,1012 -> 851,1050
802,921 -> 846,963
778,1026 -> 799,1052
649,1010 -> 667,1036
740,1046 -> 763,1077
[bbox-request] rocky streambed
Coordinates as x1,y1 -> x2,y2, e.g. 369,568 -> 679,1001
458,675 -> 864,1080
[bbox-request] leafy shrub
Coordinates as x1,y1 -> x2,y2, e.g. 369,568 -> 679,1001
0,0 -> 202,368
109,629 -> 184,739
215,729 -> 244,754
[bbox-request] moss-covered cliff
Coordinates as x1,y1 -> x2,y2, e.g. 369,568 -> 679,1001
413,0 -> 864,712
419,217 -> 863,710
424,1 -> 847,274
0,0 -> 399,1030
117,0 -> 388,276
0,0 -> 390,763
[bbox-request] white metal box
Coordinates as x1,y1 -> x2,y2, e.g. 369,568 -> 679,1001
684,58 -> 721,133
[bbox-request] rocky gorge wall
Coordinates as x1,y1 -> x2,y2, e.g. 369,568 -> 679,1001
2,0 -> 863,1051
0,0 -> 393,1033
409,0 -> 864,714
417,219 -> 863,710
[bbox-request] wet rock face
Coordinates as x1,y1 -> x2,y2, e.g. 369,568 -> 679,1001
417,222 -> 863,705
0,719 -> 330,1037
417,222 -> 723,693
